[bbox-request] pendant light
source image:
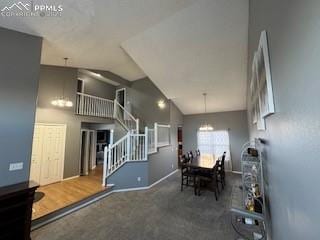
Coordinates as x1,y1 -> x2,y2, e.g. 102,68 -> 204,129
51,58 -> 73,108
199,93 -> 214,131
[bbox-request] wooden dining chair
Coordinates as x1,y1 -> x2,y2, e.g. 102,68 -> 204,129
188,151 -> 194,160
195,165 -> 219,200
196,149 -> 201,156
216,152 -> 226,190
180,155 -> 197,194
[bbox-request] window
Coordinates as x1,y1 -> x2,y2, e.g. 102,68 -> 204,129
197,130 -> 232,170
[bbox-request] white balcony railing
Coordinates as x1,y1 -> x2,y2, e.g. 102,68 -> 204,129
76,92 -> 114,118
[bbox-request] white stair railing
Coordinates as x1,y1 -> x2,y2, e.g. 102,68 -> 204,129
147,128 -> 156,154
114,99 -> 139,133
103,127 -> 148,182
76,92 -> 114,118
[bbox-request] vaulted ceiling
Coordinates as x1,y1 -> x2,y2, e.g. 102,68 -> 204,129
0,0 -> 194,80
122,0 -> 249,114
0,0 -> 249,114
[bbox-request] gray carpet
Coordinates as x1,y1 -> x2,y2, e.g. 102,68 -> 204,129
32,172 -> 241,240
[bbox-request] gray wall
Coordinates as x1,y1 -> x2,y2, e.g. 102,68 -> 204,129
78,71 -> 116,99
148,102 -> 183,184
0,27 -> 42,187
126,78 -> 183,185
109,77 -> 183,186
36,65 -> 115,178
107,161 -> 148,190
248,1 -> 320,239
183,110 -> 249,172
113,77 -> 171,141
126,78 -> 170,127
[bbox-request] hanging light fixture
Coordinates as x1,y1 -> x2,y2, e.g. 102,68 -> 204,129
51,58 -> 73,108
199,93 -> 214,131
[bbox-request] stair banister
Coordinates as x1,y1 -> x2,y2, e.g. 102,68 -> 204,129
126,132 -> 130,161
102,144 -> 110,186
144,127 -> 148,160
136,118 -> 140,134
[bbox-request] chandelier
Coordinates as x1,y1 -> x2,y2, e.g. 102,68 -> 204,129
199,93 -> 214,131
51,58 -> 73,108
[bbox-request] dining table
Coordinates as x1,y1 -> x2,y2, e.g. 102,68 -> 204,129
186,154 -> 219,170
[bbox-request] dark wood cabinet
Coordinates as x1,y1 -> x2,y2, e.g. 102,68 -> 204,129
0,181 -> 38,240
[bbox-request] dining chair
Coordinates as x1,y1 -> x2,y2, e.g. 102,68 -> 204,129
216,152 -> 226,190
195,165 -> 219,200
196,149 -> 201,156
180,155 -> 197,194
193,150 -> 198,158
188,151 -> 194,160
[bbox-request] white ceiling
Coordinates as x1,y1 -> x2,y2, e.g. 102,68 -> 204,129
0,0 -> 194,80
122,0 -> 249,114
0,0 -> 249,114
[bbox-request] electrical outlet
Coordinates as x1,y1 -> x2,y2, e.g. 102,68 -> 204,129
137,177 -> 141,182
171,164 -> 174,169
9,162 -> 23,171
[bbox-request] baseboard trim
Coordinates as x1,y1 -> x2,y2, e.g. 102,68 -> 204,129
112,186 -> 150,193
63,175 -> 80,181
149,169 -> 178,188
112,169 -> 178,192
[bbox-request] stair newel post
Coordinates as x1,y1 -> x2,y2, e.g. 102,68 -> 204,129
113,99 -> 117,119
136,118 -> 140,134
154,122 -> 158,150
102,144 -> 110,186
126,133 -> 130,162
144,127 -> 148,160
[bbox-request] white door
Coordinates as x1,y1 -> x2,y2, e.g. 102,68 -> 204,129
30,125 -> 44,184
30,124 -> 66,186
40,125 -> 66,185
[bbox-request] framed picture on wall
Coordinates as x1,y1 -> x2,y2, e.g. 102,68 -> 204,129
257,31 -> 275,117
250,31 -> 274,131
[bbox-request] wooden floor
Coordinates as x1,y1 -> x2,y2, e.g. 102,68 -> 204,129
32,165 -> 105,220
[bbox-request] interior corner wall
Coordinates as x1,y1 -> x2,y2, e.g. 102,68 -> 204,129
78,71 -> 116,99
0,27 -> 42,187
248,1 -> 320,239
36,65 -> 114,178
183,110 -> 249,172
110,77 -> 183,185
124,78 -> 170,127
148,102 -> 183,185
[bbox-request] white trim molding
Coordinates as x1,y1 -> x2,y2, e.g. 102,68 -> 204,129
63,175 -> 80,181
112,169 -> 178,193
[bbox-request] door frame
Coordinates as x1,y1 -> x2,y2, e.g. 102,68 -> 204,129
77,78 -> 85,93
115,88 -> 126,107
30,123 -> 67,185
79,129 -> 97,175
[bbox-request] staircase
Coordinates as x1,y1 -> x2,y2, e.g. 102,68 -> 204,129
75,92 -> 170,186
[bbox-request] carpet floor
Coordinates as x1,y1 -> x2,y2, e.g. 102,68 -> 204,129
31,172 -> 241,240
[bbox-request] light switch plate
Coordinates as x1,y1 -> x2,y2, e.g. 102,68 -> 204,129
9,162 -> 23,171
